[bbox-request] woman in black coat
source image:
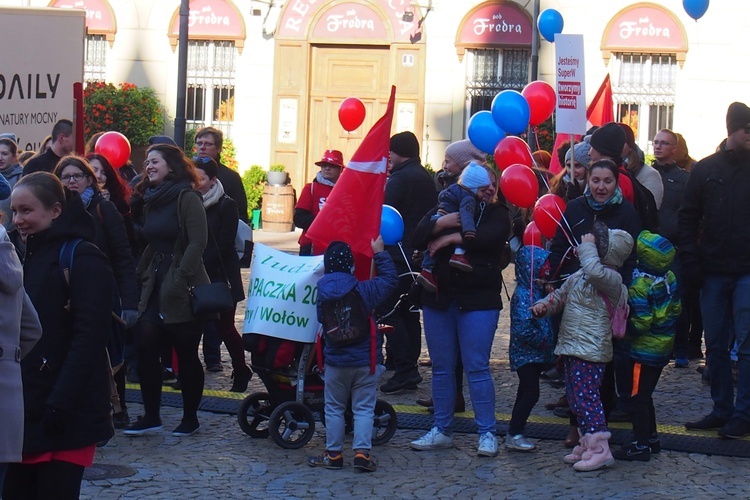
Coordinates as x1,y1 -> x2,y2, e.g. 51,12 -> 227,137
53,156 -> 139,429
194,157 -> 251,392
4,172 -> 114,499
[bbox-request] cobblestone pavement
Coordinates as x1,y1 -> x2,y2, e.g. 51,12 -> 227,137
82,229 -> 750,499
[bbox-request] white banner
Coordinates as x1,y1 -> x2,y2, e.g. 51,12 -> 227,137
243,243 -> 324,343
554,34 -> 587,135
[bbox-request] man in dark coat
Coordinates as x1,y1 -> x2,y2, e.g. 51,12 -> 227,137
23,119 -> 75,175
680,101 -> 750,439
195,127 -> 249,223
377,131 -> 437,394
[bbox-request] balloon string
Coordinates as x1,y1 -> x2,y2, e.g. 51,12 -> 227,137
397,242 -> 417,282
539,205 -> 577,248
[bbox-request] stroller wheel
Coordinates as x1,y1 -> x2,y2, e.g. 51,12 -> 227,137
269,401 -> 315,449
238,392 -> 272,438
372,399 -> 398,446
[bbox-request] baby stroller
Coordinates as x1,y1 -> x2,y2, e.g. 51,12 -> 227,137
237,331 -> 398,449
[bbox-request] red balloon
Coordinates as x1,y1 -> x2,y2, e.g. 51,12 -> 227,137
523,221 -> 543,247
533,194 -> 567,239
522,81 -> 556,126
95,131 -> 131,169
338,97 -> 366,132
494,136 -> 533,171
500,164 -> 539,209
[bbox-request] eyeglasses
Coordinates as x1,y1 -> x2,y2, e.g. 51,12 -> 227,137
60,173 -> 88,183
195,141 -> 215,148
652,140 -> 674,147
193,156 -> 212,164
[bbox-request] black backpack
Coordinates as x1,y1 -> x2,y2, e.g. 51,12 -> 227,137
624,170 -> 659,233
320,289 -> 372,347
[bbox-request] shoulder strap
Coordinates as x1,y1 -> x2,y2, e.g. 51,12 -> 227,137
59,238 -> 84,287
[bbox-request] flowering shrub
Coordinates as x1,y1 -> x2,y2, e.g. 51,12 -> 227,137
84,82 -> 166,146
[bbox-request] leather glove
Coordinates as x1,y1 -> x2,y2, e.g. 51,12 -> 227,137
43,406 -> 69,435
121,309 -> 139,329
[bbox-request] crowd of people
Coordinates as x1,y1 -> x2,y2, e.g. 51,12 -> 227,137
2,99 -> 749,489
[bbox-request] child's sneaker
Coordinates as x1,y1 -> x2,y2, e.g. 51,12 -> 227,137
648,434 -> 661,454
410,427 -> 453,450
478,431 -> 498,457
449,253 -> 473,272
353,451 -> 378,472
612,442 -> 651,462
417,269 -> 438,293
505,433 -> 536,452
307,451 -> 343,469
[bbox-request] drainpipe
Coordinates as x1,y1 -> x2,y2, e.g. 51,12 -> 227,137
528,0 -> 540,149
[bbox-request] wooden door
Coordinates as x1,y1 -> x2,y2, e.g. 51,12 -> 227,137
307,45 -> 391,182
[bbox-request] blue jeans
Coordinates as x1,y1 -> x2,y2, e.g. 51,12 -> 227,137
423,304 -> 499,435
701,273 -> 750,421
324,364 -> 385,452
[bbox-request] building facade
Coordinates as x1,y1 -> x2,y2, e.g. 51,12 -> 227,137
2,0 -> 744,193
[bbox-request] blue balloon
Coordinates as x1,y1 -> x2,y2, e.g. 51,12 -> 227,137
683,0 -> 709,20
380,205 -> 404,245
467,110 -> 506,154
537,9 -> 564,43
491,90 -> 530,136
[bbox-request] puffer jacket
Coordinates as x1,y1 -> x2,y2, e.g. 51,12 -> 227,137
316,251 -> 398,367
509,246 -> 554,371
625,231 -> 682,367
536,229 -> 633,363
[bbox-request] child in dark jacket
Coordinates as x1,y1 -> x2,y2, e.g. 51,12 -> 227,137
613,231 -> 681,462
307,237 -> 397,472
507,245 -> 554,451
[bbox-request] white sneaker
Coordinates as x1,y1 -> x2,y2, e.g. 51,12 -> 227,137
505,433 -> 536,452
410,427 -> 453,450
478,432 -> 498,457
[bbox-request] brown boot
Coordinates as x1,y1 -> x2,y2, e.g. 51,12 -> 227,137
545,394 -> 568,411
564,425 -> 579,448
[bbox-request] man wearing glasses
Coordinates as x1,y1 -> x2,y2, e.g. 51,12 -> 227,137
293,150 -> 344,256
195,127 -> 249,223
679,102 -> 750,439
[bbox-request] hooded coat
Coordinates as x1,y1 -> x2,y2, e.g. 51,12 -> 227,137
536,228 -> 634,363
18,191 -> 115,454
316,251 -> 398,367
0,226 -> 42,462
509,246 -> 554,371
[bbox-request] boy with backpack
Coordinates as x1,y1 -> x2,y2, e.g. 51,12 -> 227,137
307,236 -> 398,472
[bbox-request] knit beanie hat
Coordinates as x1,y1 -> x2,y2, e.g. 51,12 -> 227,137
589,122 -> 626,158
0,133 -> 17,143
458,162 -> 491,194
636,230 -> 675,274
726,102 -> 750,135
564,139 -> 593,169
324,241 -> 354,274
389,131 -> 420,158
149,135 -> 178,147
445,139 -> 485,169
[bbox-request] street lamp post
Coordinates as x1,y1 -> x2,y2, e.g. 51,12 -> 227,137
174,0 -> 190,149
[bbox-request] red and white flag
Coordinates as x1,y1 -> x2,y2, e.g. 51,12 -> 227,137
307,86 -> 396,275
586,73 -> 614,128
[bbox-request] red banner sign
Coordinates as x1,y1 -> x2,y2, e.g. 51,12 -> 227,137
49,0 -> 115,33
278,0 -> 416,41
457,1 -> 532,46
169,0 -> 244,38
602,5 -> 686,52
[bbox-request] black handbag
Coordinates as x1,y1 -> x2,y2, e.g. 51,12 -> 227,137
189,228 -> 234,318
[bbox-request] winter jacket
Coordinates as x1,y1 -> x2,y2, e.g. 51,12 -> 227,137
217,161 -> 249,223
17,191 -> 115,454
294,178 -> 334,249
509,246 -> 554,371
204,194 -> 245,304
537,229 -> 633,363
678,141 -> 750,276
634,163 -> 664,209
316,251 -> 398,367
0,163 -> 23,231
625,232 -> 682,367
384,157 -> 438,273
549,195 -> 640,286
137,187 -> 210,324
652,161 -> 689,243
0,226 -> 42,462
413,201 -> 511,311
88,192 -> 139,310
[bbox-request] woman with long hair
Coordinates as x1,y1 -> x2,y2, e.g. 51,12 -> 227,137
86,153 -> 136,253
123,144 -> 209,437
4,172 -> 114,498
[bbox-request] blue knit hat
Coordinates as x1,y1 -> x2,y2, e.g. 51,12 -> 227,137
458,162 -> 491,194
324,241 -> 354,274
